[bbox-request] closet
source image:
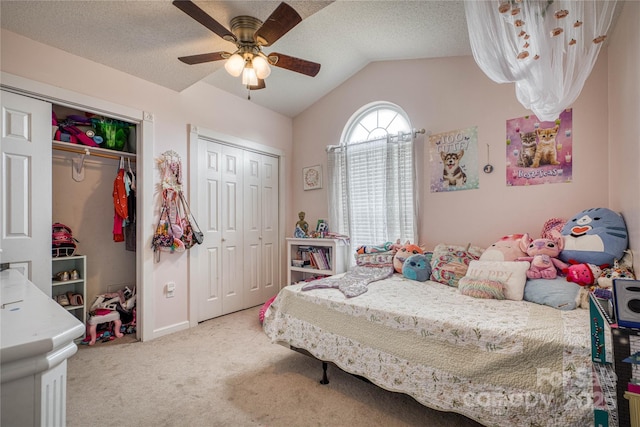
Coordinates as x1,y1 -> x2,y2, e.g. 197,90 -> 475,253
192,132 -> 280,322
1,84 -> 149,340
51,104 -> 137,328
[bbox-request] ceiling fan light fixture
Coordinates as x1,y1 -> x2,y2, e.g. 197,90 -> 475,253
253,55 -> 271,79
224,53 -> 245,77
242,63 -> 259,87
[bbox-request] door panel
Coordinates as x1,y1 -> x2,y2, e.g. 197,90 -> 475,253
0,91 -> 52,295
196,137 -> 279,322
198,141 -> 222,321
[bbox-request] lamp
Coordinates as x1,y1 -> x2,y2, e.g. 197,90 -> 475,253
252,55 -> 271,79
225,50 -> 271,87
241,61 -> 258,86
224,53 -> 245,77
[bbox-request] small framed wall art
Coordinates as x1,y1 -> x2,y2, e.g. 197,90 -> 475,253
303,165 -> 323,190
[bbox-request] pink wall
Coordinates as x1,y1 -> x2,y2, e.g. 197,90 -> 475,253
608,1 -> 640,273
293,54 -> 611,250
1,29 -> 293,335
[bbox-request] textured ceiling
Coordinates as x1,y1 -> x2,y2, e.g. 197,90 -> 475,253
0,1 -> 471,117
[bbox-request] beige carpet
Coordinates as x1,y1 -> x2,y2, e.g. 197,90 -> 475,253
67,306 -> 482,427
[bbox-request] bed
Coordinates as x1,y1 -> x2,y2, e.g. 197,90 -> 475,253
262,272 -> 593,427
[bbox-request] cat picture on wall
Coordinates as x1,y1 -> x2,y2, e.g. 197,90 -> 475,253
506,109 -> 573,187
531,124 -> 561,168
517,131 -> 537,167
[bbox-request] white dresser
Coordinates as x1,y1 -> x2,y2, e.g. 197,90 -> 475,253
1,268 -> 85,427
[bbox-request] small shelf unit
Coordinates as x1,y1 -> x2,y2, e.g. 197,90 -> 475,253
52,254 -> 87,340
286,238 -> 348,286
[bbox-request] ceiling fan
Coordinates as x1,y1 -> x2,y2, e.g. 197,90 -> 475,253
173,0 -> 321,91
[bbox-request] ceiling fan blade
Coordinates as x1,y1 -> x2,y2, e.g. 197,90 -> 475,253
178,52 -> 228,65
249,79 -> 266,90
173,0 -> 236,43
254,3 -> 302,47
269,53 -> 320,77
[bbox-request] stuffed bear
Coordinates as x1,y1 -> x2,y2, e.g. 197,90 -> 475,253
517,233 -> 568,279
402,253 -> 431,281
563,263 -> 603,287
393,242 -> 424,273
479,234 -> 528,262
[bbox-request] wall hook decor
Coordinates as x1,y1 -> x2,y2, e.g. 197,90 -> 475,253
483,143 -> 494,174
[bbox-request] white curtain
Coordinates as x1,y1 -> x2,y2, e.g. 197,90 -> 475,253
327,134 -> 416,261
464,0 -> 619,121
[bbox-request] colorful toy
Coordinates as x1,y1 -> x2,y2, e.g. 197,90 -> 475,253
563,262 -> 603,287
402,253 -> 431,281
597,260 -> 635,289
357,239 -> 401,254
479,234 -> 527,261
517,233 -> 568,279
558,207 -> 628,266
393,242 -> 424,273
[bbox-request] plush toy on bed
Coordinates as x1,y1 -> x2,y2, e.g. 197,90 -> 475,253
393,242 -> 424,273
558,207 -> 628,266
479,234 -> 528,262
517,233 -> 568,279
402,253 -> 431,281
563,262 -> 604,287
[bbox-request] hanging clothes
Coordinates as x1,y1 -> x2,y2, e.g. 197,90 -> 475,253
113,158 -> 128,242
124,158 -> 137,251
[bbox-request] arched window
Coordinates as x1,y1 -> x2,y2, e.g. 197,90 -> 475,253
328,102 -> 416,260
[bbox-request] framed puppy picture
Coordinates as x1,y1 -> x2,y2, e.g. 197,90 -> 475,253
429,126 -> 479,193
303,165 -> 323,190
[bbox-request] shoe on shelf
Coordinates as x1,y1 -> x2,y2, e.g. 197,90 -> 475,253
69,269 -> 80,280
67,292 -> 84,306
56,294 -> 70,306
54,271 -> 70,281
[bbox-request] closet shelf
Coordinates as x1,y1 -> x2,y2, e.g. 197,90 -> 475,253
52,140 -> 136,161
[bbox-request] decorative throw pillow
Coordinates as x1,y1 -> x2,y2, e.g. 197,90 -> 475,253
430,244 -> 484,287
458,277 -> 506,299
355,250 -> 395,268
463,260 -> 530,301
523,277 -> 581,310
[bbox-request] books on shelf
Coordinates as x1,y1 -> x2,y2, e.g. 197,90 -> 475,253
295,246 -> 332,270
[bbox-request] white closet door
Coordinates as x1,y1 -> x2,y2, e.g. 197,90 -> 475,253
243,150 -> 263,307
219,144 -> 244,314
243,151 -> 279,306
197,140 -> 245,321
197,140 -> 223,321
0,91 -> 52,295
260,154 -> 279,301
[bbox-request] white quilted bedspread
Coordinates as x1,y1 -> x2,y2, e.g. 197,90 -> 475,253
263,274 -> 593,427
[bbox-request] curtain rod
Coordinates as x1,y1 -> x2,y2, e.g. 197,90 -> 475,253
326,128 -> 427,153
52,141 -> 136,162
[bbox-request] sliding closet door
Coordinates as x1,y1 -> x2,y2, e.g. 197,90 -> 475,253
243,151 -> 279,307
0,91 -> 52,294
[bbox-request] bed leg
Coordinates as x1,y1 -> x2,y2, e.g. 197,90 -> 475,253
320,361 -> 329,385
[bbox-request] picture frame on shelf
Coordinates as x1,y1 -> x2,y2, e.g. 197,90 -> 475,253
303,165 -> 323,190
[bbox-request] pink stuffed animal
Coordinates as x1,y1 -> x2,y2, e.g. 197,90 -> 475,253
563,263 -> 604,287
517,233 -> 569,279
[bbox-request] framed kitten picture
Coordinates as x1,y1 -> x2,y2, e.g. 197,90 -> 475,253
506,109 -> 573,186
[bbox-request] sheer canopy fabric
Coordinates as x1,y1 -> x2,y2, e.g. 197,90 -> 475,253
464,0 -> 619,121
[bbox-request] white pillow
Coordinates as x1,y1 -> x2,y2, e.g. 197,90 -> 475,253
464,260 -> 530,301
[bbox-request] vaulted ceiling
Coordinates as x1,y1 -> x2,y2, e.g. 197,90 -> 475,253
0,1 -> 472,117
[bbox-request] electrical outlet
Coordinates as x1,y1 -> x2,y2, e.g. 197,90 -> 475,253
166,281 -> 176,298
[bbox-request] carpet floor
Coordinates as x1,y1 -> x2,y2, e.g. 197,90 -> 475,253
67,306 -> 482,427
